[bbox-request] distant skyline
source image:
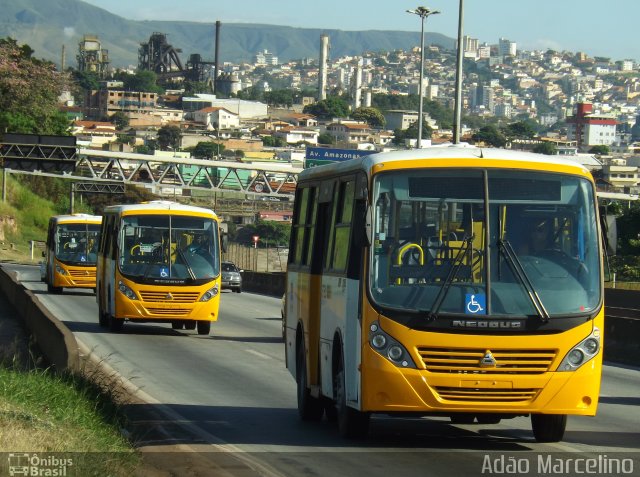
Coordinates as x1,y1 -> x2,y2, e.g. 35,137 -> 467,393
80,0 -> 639,61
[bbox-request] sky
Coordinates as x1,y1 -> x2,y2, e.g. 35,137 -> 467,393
81,0 -> 640,61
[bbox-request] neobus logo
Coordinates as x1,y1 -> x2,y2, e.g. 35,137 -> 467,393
452,320 -> 523,329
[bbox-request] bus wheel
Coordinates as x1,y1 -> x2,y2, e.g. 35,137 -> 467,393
108,315 -> 124,332
98,303 -> 108,328
184,321 -> 197,330
531,414 -> 567,443
296,342 -> 323,421
171,321 -> 184,330
450,413 -> 476,424
197,320 -> 211,335
335,359 -> 369,438
47,283 -> 62,294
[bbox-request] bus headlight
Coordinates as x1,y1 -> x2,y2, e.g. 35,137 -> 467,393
118,281 -> 138,301
54,264 -> 68,275
368,321 -> 417,368
558,327 -> 600,371
200,285 -> 219,302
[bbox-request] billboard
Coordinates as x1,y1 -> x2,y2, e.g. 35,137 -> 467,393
304,147 -> 376,168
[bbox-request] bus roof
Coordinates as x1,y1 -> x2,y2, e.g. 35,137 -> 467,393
299,145 -> 592,181
103,200 -> 219,218
50,213 -> 102,224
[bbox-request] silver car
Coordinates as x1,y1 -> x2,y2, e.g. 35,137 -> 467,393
221,261 -> 242,293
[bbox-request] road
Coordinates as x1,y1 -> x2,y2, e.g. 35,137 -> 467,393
4,263 -> 640,477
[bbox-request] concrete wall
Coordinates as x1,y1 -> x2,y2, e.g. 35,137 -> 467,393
0,268 -> 79,371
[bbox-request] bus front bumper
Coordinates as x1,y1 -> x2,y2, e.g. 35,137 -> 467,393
361,344 -> 601,416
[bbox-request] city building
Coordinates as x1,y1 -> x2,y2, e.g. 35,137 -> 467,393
193,107 -> 240,130
83,89 -> 158,120
566,103 -> 618,152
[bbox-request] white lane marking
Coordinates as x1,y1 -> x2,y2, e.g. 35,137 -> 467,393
245,349 -> 274,360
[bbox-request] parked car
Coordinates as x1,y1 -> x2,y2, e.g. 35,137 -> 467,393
221,261 -> 242,293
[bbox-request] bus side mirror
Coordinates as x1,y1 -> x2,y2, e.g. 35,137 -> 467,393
221,233 -> 228,253
354,204 -> 372,248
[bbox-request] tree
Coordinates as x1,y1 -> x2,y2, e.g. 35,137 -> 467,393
0,38 -> 70,135
532,142 -> 557,155
190,141 -> 224,159
351,107 -> 386,128
317,133 -> 335,145
262,136 -> 287,147
503,120 -> 538,143
110,111 -> 130,131
156,125 -> 181,150
112,70 -> 163,94
589,145 -> 610,155
303,97 -> 350,119
472,125 -> 507,148
393,120 -> 433,145
264,89 -> 294,108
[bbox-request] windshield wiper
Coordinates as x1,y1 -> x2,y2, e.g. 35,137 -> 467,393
176,247 -> 197,281
498,239 -> 550,323
428,235 -> 474,322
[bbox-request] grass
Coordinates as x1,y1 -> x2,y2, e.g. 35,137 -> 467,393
0,359 -> 140,474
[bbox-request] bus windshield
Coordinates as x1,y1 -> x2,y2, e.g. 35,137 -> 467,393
119,215 -> 220,284
55,223 -> 101,265
369,169 -> 601,319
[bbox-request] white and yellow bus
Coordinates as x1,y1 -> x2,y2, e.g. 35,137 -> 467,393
44,213 -> 102,293
285,146 -> 604,442
96,201 -> 223,334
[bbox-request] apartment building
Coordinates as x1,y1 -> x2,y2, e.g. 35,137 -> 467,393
83,89 -> 158,119
566,102 -> 618,151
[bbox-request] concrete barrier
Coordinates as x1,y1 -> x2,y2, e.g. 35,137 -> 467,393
0,267 -> 79,371
240,270 -> 286,296
604,288 -> 640,366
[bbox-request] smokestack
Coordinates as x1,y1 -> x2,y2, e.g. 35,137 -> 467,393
61,44 -> 66,71
319,34 -> 329,100
214,20 -> 221,94
353,62 -> 362,110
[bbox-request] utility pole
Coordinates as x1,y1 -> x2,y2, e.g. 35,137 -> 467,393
452,0 -> 465,144
407,7 -> 440,148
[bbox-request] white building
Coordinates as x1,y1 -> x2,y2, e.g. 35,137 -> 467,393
193,107 -> 240,130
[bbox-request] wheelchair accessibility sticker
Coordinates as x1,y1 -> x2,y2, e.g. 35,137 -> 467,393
465,294 -> 485,314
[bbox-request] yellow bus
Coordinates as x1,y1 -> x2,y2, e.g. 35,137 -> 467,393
284,146 -> 604,442
96,201 -> 223,335
44,213 -> 102,294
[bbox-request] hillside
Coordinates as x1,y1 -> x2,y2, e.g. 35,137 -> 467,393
0,0 -> 455,68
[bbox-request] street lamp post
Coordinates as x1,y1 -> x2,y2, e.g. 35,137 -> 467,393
407,6 -> 440,149
452,0 -> 465,144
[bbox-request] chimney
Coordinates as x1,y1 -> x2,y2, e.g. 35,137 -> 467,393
214,21 -> 221,94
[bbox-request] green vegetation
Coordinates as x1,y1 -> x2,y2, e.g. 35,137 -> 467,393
0,364 -> 138,471
0,38 -> 70,135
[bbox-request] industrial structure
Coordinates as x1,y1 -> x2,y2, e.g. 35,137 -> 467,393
76,35 -> 110,78
138,30 -> 219,87
318,34 -> 330,100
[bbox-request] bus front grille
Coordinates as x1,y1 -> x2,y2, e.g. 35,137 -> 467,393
145,307 -> 190,316
139,291 -> 200,303
434,387 -> 539,402
69,269 -> 96,278
417,347 -> 557,374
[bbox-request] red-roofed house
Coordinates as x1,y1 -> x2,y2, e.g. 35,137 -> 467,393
71,120 -> 117,148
